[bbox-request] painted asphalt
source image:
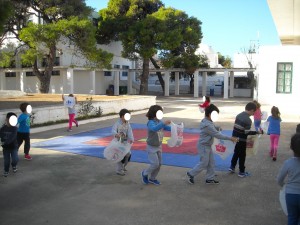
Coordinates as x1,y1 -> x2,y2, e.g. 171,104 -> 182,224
1,96 -> 296,225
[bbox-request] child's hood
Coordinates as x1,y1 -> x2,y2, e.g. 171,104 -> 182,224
199,118 -> 213,130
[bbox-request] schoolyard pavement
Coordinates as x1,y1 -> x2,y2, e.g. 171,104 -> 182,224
0,96 -> 297,225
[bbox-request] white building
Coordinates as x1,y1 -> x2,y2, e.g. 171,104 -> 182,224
257,0 -> 300,118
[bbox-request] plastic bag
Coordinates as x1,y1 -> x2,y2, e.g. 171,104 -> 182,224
199,107 -> 204,113
167,122 -> 184,147
261,121 -> 269,134
279,185 -> 288,216
246,135 -> 259,156
103,139 -> 132,162
261,111 -> 268,120
212,138 -> 236,160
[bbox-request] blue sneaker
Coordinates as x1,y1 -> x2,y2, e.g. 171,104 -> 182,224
228,167 -> 235,173
141,170 -> 149,184
238,172 -> 251,178
149,179 -> 161,185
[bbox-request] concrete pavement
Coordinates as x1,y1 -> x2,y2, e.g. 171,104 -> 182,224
0,96 -> 297,225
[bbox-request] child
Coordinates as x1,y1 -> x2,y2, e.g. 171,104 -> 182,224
229,102 -> 262,177
186,104 -> 238,185
17,102 -> 32,160
267,106 -> 281,161
1,112 -> 19,177
62,94 -> 78,132
112,109 -> 134,176
277,133 -> 300,225
199,96 -> 210,110
253,100 -> 262,132
296,124 -> 300,133
141,105 -> 171,185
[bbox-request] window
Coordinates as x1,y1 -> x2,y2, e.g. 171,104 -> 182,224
26,72 -> 35,77
5,72 -> 16,77
277,63 -> 292,93
42,57 -> 60,67
122,65 -> 129,77
114,64 -> 120,69
104,71 -> 111,76
52,70 -> 60,76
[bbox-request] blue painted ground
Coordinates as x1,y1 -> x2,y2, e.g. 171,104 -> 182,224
32,124 -> 233,171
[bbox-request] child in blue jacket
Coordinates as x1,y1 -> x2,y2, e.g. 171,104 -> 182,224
141,105 -> 171,185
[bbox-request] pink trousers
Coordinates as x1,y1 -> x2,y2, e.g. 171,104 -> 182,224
68,113 -> 78,129
269,134 -> 280,157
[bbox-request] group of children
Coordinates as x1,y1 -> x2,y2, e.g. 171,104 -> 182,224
1,102 -> 32,177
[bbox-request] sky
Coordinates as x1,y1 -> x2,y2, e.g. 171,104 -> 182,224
85,0 -> 280,58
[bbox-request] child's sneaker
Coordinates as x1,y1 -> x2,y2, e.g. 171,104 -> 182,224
67,129 -> 72,132
273,157 -> 277,161
24,154 -> 32,160
228,167 -> 235,173
141,170 -> 149,184
238,172 -> 251,178
3,171 -> 9,177
186,172 -> 194,184
206,179 -> 220,185
116,170 -> 125,176
12,167 -> 18,173
149,179 -> 161,185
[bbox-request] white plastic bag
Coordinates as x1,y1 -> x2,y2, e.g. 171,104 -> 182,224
212,138 -> 236,160
199,107 -> 204,113
103,139 -> 132,162
167,122 -> 184,147
279,185 -> 288,216
246,135 -> 259,156
261,111 -> 268,120
261,121 -> 269,134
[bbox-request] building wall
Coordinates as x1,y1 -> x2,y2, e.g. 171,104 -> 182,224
257,45 -> 300,118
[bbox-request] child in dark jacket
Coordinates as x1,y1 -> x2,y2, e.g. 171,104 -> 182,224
229,102 -> 263,177
1,112 -> 19,177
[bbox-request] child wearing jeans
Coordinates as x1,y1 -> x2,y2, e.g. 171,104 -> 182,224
112,109 -> 134,176
253,100 -> 262,132
17,102 -> 32,160
277,133 -> 300,225
267,106 -> 281,161
141,105 -> 171,185
1,112 -> 19,177
187,104 -> 238,185
62,94 -> 78,132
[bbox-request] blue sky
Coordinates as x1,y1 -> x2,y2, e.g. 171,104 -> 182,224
86,0 -> 280,58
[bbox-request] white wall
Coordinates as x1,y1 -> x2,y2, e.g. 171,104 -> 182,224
257,45 -> 300,118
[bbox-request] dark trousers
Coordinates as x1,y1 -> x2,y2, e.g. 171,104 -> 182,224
3,148 -> 19,172
286,193 -> 300,225
17,132 -> 30,154
230,140 -> 247,173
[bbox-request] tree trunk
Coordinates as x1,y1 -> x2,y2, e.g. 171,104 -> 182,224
189,74 -> 194,94
139,58 -> 149,95
149,57 -> 164,92
33,44 -> 56,93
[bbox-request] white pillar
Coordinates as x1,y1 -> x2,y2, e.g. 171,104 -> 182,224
223,70 -> 229,99
230,71 -> 234,98
0,70 -> 5,90
202,72 -> 207,97
194,70 -> 199,98
114,71 -> 120,95
175,71 -> 180,95
20,71 -> 24,92
128,71 -> 133,95
66,68 -> 74,94
90,70 -> 95,95
164,70 -> 170,97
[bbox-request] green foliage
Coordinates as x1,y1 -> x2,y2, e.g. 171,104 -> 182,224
218,52 -> 232,68
0,0 -> 113,93
0,0 -> 13,35
97,0 -> 202,94
78,97 -> 103,118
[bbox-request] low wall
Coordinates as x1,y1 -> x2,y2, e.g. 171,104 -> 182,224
0,96 -> 156,125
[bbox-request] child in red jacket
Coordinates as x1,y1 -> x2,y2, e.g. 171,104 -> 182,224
199,96 -> 210,112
